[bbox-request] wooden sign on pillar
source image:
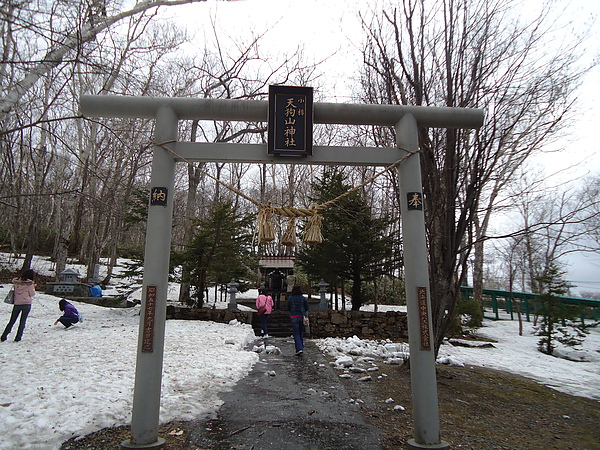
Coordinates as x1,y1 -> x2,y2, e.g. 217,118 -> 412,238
142,285 -> 157,353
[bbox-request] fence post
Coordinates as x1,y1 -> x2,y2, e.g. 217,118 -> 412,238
492,294 -> 499,320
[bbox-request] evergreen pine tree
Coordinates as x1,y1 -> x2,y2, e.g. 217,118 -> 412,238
534,264 -> 587,355
179,201 -> 257,306
297,168 -> 398,310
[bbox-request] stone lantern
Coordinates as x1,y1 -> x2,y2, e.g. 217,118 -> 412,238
318,279 -> 329,312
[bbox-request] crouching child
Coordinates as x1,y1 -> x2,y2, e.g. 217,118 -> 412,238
54,299 -> 80,328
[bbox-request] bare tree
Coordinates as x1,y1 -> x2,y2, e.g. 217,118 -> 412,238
575,176 -> 600,255
1,0 -> 247,279
0,0 -> 212,120
359,0 -> 593,353
0,0 -> 210,279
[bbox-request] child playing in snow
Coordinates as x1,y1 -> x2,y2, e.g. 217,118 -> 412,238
54,299 -> 80,328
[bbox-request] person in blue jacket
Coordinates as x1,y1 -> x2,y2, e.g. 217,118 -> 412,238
54,299 -> 80,328
286,285 -> 309,356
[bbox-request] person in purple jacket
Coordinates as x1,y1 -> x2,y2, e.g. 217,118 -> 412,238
54,299 -> 80,328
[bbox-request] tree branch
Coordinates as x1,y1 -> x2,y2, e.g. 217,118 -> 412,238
0,0 -> 209,119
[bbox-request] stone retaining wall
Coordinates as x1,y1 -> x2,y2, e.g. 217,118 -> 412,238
166,306 -> 254,325
308,310 -> 407,340
166,306 -> 408,340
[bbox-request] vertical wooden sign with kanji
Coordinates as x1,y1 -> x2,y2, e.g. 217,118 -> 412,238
268,85 -> 313,157
142,285 -> 157,352
417,286 -> 431,351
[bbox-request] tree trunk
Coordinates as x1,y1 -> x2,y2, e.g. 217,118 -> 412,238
179,120 -> 202,303
473,216 -> 485,310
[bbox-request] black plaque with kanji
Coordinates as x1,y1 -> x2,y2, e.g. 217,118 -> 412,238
150,187 -> 168,206
268,85 -> 313,157
407,192 -> 423,211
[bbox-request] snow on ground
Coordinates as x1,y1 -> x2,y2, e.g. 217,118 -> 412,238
318,309 -> 600,401
0,252 -> 258,309
1,254 -> 599,449
0,288 -> 258,450
438,315 -> 600,400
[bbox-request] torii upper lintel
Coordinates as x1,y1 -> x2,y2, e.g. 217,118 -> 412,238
80,94 -> 484,129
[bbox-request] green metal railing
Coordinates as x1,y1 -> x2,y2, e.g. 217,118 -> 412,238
460,287 -> 600,324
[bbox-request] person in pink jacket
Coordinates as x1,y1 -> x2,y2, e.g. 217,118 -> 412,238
2,269 -> 36,342
255,288 -> 274,338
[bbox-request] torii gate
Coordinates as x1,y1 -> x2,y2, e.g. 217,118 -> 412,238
80,94 -> 484,449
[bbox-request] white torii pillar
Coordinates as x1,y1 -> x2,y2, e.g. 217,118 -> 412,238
122,106 -> 177,448
397,114 -> 447,448
80,95 -> 483,449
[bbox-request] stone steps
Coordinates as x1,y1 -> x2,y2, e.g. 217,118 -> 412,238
238,299 -> 320,337
251,311 -> 294,337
